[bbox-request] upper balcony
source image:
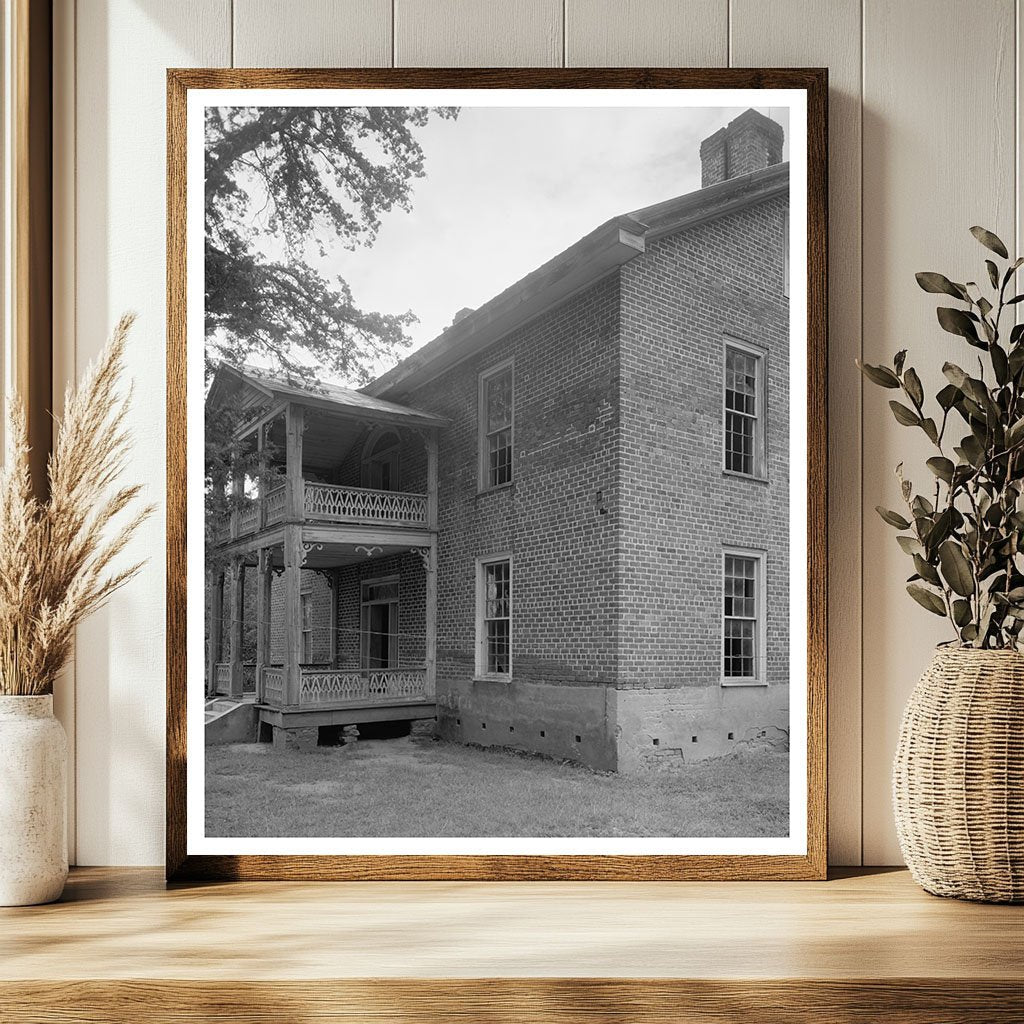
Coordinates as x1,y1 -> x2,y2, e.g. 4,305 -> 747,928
207,363 -> 445,548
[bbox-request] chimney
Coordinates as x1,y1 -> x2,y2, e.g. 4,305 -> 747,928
699,109 -> 784,188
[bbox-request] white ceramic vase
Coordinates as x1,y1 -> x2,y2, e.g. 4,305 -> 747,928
0,694 -> 68,906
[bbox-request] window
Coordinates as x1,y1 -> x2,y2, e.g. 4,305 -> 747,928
479,362 -> 513,490
360,577 -> 399,670
476,555 -> 511,677
723,341 -> 766,478
722,549 -> 766,685
362,429 -> 400,491
300,592 -> 313,664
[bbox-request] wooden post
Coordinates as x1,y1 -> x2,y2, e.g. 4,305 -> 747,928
425,427 -> 439,531
255,547 -> 272,703
206,570 -> 223,695
256,422 -> 267,531
425,538 -> 437,698
285,404 -> 305,522
283,524 -> 304,707
229,472 -> 243,540
227,557 -> 244,698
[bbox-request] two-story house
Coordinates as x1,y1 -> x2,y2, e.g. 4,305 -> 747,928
206,108 -> 791,772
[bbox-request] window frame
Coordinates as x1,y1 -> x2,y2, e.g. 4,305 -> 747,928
477,358 -> 515,493
722,336 -> 768,481
474,552 -> 512,680
721,545 -> 768,687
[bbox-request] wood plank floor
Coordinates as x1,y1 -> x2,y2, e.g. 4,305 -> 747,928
1,867 -> 1021,1022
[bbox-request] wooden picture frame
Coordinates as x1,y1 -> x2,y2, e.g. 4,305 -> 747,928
167,67 -> 828,881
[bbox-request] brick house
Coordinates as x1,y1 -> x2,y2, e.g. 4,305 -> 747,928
207,108 -> 790,771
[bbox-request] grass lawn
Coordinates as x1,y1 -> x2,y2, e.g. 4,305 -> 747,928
206,730 -> 789,839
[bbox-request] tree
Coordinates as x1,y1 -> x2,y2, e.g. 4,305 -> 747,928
205,104 -> 458,384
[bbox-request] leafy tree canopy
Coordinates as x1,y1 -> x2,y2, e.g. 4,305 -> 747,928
205,104 -> 458,385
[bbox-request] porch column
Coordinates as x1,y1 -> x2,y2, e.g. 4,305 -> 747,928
283,524 -> 304,706
425,537 -> 437,698
425,427 -> 438,531
206,569 -> 224,695
256,421 -> 268,531
229,471 -> 243,540
227,556 -> 244,698
285,404 -> 305,522
255,547 -> 272,702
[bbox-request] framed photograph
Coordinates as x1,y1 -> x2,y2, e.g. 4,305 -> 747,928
167,68 -> 827,881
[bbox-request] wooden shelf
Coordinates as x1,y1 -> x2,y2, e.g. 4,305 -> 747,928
2,867 -> 1022,1022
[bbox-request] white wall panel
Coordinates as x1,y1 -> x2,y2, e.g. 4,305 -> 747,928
861,0 -> 1017,864
394,0 -> 562,67
69,0 -> 231,865
731,0 -> 863,864
234,0 -> 392,67
566,0 -> 727,67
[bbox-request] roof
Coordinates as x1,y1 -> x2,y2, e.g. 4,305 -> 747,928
365,160 -> 788,400
206,362 -> 448,429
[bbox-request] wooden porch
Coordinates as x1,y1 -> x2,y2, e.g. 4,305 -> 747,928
205,363 -> 444,731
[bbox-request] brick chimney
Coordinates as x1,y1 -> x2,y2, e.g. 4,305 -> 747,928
699,109 -> 784,188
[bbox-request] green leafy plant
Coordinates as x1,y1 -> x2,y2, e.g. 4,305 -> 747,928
858,227 -> 1024,648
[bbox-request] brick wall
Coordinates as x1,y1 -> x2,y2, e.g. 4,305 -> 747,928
396,273 -> 622,693
334,551 -> 427,669
618,194 -> 791,695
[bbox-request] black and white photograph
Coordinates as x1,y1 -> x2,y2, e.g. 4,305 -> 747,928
184,82 -> 813,863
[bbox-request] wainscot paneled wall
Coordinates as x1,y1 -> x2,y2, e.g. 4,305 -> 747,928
53,0 -> 1023,865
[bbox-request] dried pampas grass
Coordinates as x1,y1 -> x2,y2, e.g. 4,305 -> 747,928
0,313 -> 153,696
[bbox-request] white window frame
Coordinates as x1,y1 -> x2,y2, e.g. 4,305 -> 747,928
475,552 -> 512,679
722,336 -> 768,481
478,358 -> 514,492
721,545 -> 768,687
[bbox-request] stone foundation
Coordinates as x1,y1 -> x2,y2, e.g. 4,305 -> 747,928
435,678 -> 617,771
614,684 -> 789,773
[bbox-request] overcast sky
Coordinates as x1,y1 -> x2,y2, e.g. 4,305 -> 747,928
240,104 -> 789,382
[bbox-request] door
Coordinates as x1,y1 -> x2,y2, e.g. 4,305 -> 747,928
360,577 -> 399,670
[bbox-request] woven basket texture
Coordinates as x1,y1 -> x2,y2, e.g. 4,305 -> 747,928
893,648 -> 1024,902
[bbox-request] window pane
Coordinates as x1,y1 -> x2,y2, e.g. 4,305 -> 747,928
725,347 -> 759,475
482,559 -> 511,675
723,555 -> 759,679
486,370 -> 512,432
488,428 -> 512,487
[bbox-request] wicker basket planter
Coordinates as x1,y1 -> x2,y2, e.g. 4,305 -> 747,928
893,648 -> 1024,902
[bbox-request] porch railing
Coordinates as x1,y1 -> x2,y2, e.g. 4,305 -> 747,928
299,666 -> 428,706
261,667 -> 285,706
211,480 -> 429,546
264,485 -> 286,526
238,503 -> 260,536
303,482 -> 428,527
214,662 -> 231,692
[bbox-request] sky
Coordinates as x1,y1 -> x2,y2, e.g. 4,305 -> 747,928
234,104 -> 789,383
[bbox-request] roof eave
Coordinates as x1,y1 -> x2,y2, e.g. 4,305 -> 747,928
366,162 -> 788,400
364,215 -> 647,399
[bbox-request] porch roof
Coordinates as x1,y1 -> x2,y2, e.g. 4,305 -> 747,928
207,363 -> 447,429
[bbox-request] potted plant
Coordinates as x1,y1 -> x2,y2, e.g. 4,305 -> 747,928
859,227 -> 1024,902
0,315 -> 151,906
